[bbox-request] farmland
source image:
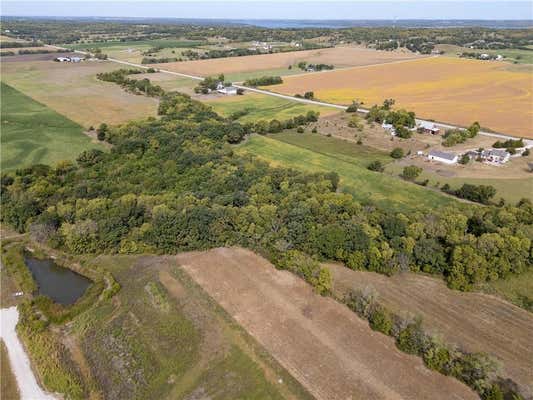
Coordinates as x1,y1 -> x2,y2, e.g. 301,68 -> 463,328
268,56 -> 533,137
177,247 -> 477,400
328,262 -> 533,397
1,82 -> 101,171
436,44 -> 533,64
153,46 -> 423,77
238,133 -> 460,212
0,239 -> 312,400
1,56 -> 159,127
206,92 -> 338,122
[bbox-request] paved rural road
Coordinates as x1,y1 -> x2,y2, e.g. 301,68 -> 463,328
0,307 -> 57,400
48,45 -> 524,140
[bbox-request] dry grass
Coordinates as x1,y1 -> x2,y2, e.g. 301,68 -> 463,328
153,46 -> 423,77
1,57 -> 158,128
178,247 -> 477,400
269,56 -> 533,137
328,263 -> 533,397
0,339 -> 20,400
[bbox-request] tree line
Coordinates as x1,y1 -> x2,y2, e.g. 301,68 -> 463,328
1,79 -> 531,299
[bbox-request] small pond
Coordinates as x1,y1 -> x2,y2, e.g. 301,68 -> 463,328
24,254 -> 92,305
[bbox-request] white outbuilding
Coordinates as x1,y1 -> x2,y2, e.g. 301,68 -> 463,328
428,150 -> 458,164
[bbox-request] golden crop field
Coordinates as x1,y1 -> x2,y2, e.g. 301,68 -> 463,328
269,57 -> 533,137
153,46 -> 423,77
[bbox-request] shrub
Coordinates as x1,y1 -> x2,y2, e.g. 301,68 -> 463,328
396,319 -> 425,355
296,127 -> 304,133
346,101 -> 359,113
243,76 -> 282,87
369,305 -> 393,335
390,147 -> 404,159
522,148 -> 530,156
367,160 -> 385,172
401,165 -> 422,181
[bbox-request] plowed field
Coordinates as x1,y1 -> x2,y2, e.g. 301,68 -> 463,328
177,247 -> 477,400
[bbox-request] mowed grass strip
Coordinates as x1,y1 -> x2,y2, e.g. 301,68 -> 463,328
1,82 -> 101,171
238,134 -> 459,211
206,93 -> 337,123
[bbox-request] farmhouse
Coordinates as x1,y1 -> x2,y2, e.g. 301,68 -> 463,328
381,122 -> 396,135
418,121 -> 440,135
481,149 -> 510,164
54,56 -> 83,63
216,82 -> 238,95
428,150 -> 458,164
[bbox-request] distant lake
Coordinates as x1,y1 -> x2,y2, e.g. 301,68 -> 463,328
24,254 -> 91,305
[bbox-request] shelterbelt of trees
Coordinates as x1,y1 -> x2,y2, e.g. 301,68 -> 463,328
1,89 -> 532,293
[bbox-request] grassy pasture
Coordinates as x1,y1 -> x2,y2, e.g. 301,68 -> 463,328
238,134 -> 460,212
1,58 -> 158,127
69,254 -> 310,400
62,39 -> 205,51
481,269 -> 533,312
436,44 -> 533,64
385,160 -> 533,205
206,92 -> 337,123
1,82 -> 101,171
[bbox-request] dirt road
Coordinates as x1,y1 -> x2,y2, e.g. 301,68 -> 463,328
176,247 -> 477,400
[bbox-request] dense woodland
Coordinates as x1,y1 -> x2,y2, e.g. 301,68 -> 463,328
2,18 -> 532,53
1,84 -> 532,295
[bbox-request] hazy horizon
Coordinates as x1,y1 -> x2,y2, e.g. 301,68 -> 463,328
2,1 -> 533,21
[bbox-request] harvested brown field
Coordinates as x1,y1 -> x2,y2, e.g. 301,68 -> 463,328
1,57 -> 158,127
328,263 -> 533,398
269,56 -> 533,137
177,247 -> 477,400
153,46 -> 424,77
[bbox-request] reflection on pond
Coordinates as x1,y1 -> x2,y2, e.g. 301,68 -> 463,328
24,254 -> 91,305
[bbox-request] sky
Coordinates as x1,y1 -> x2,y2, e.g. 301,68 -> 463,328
2,1 -> 532,20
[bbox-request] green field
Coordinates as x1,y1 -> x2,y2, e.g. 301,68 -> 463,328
238,134 -> 460,211
62,39 -> 205,51
386,163 -> 533,205
1,82 -> 101,171
437,44 -> 533,64
480,269 -> 533,311
207,92 -> 337,123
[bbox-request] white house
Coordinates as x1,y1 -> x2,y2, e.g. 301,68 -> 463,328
381,122 -> 396,136
216,83 -> 238,95
481,149 -> 510,164
428,150 -> 458,164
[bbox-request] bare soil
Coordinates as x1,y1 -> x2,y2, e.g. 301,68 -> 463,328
177,247 -> 478,400
328,263 -> 533,398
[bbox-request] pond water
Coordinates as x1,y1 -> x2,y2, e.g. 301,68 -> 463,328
24,254 -> 91,305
